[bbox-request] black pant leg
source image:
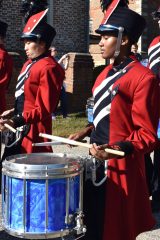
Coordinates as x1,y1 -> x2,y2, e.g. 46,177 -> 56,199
144,153 -> 154,196
82,164 -> 106,240
152,148 -> 160,201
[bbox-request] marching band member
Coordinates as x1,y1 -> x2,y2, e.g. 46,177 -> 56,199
0,20 -> 13,114
0,20 -> 13,163
69,0 -> 160,239
146,5 -> 160,210
0,9 -> 64,157
148,6 -> 160,79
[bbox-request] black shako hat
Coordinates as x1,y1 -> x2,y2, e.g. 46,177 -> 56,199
0,20 -> 8,37
96,3 -> 146,43
21,9 -> 56,47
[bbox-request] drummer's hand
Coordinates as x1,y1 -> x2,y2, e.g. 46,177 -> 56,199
0,119 -> 14,132
90,143 -> 118,160
0,108 -> 14,119
69,125 -> 93,141
68,129 -> 89,148
69,132 -> 84,141
67,132 -> 83,148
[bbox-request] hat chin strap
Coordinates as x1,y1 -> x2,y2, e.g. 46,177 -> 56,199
114,27 -> 124,57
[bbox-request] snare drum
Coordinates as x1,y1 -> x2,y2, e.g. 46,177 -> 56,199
2,153 -> 85,239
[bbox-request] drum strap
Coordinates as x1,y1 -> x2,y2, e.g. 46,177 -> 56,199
3,124 -> 31,148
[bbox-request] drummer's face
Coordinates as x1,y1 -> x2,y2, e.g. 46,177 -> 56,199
99,34 -> 117,59
24,39 -> 45,59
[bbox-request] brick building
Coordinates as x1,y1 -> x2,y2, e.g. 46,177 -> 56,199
89,0 -> 160,66
0,1 -> 159,63
0,0 -> 90,55
0,0 -> 159,112
0,0 -> 93,112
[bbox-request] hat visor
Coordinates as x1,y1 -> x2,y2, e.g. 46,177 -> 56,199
20,33 -> 40,41
95,24 -> 119,34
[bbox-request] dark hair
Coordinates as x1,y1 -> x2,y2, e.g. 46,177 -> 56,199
152,8 -> 160,21
50,47 -> 57,51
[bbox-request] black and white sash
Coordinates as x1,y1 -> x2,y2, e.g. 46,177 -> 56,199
93,66 -> 132,129
148,41 -> 160,77
15,61 -> 36,99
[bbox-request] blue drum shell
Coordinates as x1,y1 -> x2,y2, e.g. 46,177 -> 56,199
157,121 -> 160,139
86,97 -> 94,124
86,107 -> 93,123
2,153 -> 84,236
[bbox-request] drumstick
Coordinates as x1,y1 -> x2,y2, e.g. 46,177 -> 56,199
39,133 -> 91,147
4,123 -> 17,133
32,141 -> 66,146
39,133 -> 125,156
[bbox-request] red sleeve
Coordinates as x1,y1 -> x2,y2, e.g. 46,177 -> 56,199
23,65 -> 64,123
126,74 -> 160,153
0,52 -> 13,89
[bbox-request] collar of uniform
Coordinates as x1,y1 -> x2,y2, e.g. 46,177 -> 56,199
0,44 -> 5,50
31,52 -> 48,62
112,56 -> 135,72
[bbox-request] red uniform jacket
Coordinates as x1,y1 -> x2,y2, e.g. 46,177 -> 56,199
18,55 -> 64,153
92,59 -> 160,240
0,44 -> 13,113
